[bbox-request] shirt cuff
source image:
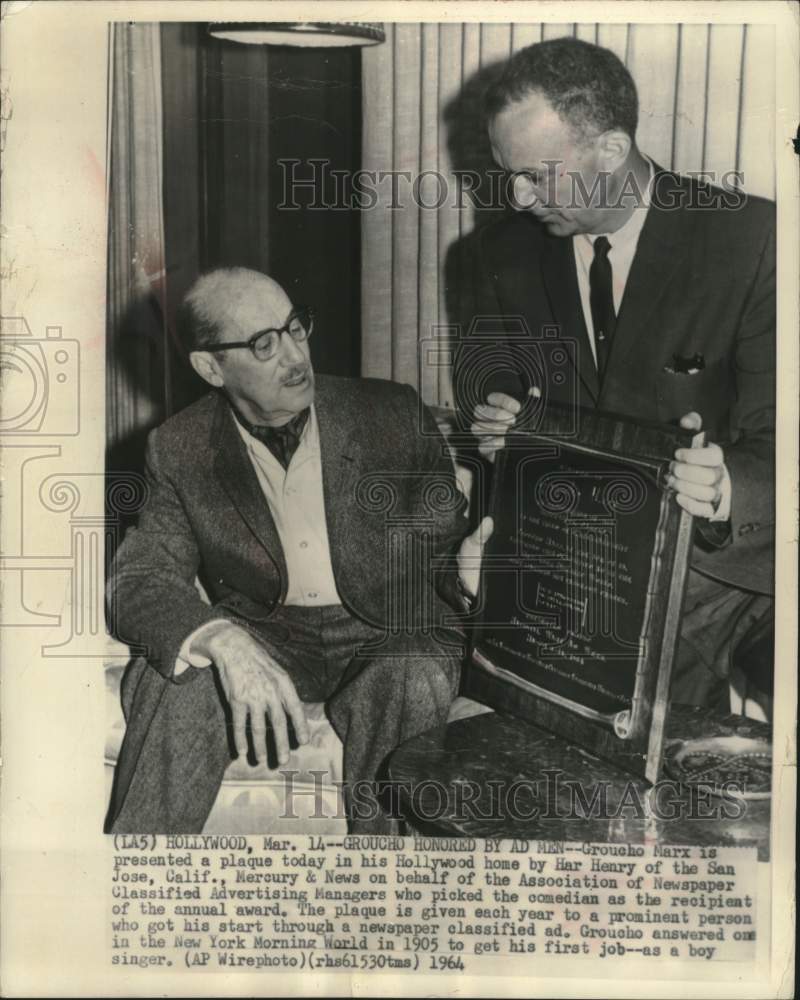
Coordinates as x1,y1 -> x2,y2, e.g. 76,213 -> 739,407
710,463 -> 732,522
455,574 -> 477,611
174,618 -> 232,676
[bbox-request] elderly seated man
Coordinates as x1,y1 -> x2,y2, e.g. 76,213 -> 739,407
105,267 -> 490,835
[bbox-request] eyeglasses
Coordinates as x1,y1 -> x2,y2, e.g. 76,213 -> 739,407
200,306 -> 315,362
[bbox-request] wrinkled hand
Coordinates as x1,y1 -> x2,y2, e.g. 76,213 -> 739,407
471,390 -> 537,462
457,516 -> 494,598
668,411 -> 727,519
194,622 -> 308,765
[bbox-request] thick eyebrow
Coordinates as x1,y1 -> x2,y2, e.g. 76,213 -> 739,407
250,308 -> 299,340
249,327 -> 278,341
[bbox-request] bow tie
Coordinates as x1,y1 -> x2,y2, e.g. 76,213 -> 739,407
235,408 -> 310,469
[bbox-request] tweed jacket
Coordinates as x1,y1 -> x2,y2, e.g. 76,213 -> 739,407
109,375 -> 469,679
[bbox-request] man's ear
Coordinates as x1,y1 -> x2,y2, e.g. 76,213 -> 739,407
596,129 -> 632,173
189,350 -> 224,387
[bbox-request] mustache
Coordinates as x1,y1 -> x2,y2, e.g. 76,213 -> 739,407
280,364 -> 311,384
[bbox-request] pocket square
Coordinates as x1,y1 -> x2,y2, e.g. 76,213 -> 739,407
664,352 -> 706,375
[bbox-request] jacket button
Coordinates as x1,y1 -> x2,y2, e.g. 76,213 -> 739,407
739,523 -> 756,536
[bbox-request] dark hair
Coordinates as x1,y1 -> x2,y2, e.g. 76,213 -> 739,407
484,37 -> 638,141
176,267 -> 255,355
176,295 -> 220,355
177,267 -> 288,356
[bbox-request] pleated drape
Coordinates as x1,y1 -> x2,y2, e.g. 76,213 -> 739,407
361,22 -> 775,407
106,23 -> 169,453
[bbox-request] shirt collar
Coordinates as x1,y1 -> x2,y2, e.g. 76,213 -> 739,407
233,404 -> 319,466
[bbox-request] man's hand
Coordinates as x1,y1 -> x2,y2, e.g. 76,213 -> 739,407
457,516 -> 494,598
193,622 -> 309,765
669,411 -> 728,519
471,392 -> 521,461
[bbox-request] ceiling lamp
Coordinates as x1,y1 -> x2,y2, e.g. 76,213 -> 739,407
208,22 -> 385,47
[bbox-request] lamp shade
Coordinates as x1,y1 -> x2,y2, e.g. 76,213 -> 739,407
208,21 -> 385,47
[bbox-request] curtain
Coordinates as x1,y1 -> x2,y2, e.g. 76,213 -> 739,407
106,22 -> 169,464
159,25 -> 362,400
361,22 -> 776,407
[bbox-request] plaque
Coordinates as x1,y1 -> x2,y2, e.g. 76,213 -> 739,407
464,405 -> 702,782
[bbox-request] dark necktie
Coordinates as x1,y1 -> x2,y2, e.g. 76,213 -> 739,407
589,235 -> 616,378
242,408 -> 310,469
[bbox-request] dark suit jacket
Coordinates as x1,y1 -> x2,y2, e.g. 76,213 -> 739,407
106,375 -> 468,831
454,169 -> 775,596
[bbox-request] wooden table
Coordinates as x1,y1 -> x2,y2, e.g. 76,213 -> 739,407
388,707 -> 771,860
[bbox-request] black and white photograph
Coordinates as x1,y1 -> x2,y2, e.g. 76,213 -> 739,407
0,2 -> 796,996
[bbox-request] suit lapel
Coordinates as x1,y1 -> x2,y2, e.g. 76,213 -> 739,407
602,169 -> 689,386
492,218 -> 599,403
539,234 -> 600,402
210,394 -> 287,580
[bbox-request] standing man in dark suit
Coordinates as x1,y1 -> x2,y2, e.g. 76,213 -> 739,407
107,267 -> 487,834
457,38 -> 774,707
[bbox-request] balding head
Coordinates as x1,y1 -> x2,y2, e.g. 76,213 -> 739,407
177,267 -> 293,355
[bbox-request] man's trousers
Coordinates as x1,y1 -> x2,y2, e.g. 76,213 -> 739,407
107,604 -> 463,833
670,569 -> 773,709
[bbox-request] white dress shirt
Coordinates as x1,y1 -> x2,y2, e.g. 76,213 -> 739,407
235,405 -> 341,607
572,160 -> 653,365
175,405 -> 340,673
